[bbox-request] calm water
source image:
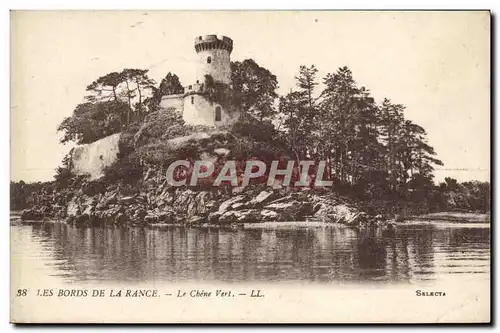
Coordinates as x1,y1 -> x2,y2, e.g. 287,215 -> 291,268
10,222 -> 490,284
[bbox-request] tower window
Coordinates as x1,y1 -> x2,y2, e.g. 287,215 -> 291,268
191,96 -> 194,104
215,106 -> 222,122
207,56 -> 212,64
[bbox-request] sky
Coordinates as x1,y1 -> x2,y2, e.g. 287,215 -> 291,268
10,11 -> 490,183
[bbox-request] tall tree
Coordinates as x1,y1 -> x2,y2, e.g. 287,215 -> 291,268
147,72 -> 184,112
279,91 -> 310,163
86,72 -> 125,103
231,59 -> 279,121
279,65 -> 320,164
318,66 -> 385,186
319,66 -> 360,183
121,68 -> 156,122
379,98 -> 443,193
295,65 -> 319,112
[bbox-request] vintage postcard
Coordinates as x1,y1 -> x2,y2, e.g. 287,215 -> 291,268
10,10 -> 491,323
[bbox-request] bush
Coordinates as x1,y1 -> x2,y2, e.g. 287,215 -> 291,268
133,110 -> 194,147
82,179 -> 107,196
103,153 -> 144,185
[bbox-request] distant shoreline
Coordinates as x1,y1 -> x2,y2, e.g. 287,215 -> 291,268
407,211 -> 490,223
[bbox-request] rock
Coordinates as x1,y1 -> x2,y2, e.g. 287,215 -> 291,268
173,189 -> 194,212
249,190 -> 274,207
260,209 -> 280,221
193,191 -> 211,216
266,193 -> 301,206
207,211 -> 222,224
231,202 -> 247,210
218,195 -> 245,213
187,215 -> 204,225
264,199 -> 311,219
144,210 -> 174,224
96,190 -> 118,209
219,209 -> 262,224
314,203 -> 361,225
218,211 -> 237,224
66,198 -> 79,217
265,201 -> 296,210
156,189 -> 174,207
82,203 -> 94,216
20,209 -> 42,221
119,196 -> 136,205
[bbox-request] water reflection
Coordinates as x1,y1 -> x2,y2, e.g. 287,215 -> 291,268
12,223 -> 490,284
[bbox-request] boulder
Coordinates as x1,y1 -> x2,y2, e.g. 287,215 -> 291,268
231,202 -> 247,210
218,195 -> 245,213
249,190 -> 274,207
313,202 -> 361,225
260,209 -> 281,221
207,211 -> 223,224
219,209 -> 262,224
187,215 -> 204,225
264,200 -> 312,219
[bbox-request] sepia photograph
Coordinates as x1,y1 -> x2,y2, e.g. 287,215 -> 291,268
9,10 -> 490,323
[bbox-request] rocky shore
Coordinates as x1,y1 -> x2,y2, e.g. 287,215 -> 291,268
19,168 -> 385,229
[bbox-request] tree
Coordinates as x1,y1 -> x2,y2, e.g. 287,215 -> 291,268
147,72 -> 184,112
86,72 -> 125,103
54,151 -> 76,188
86,69 -> 155,124
121,68 -> 156,121
58,101 -> 130,144
318,67 -> 386,187
279,91 -> 311,163
319,66 -> 362,183
295,65 -> 319,112
379,98 -> 443,194
231,59 -> 279,121
278,65 -> 320,164
378,98 -> 406,190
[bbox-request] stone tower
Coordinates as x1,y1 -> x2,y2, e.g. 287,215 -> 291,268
195,35 -> 232,84
182,35 -> 238,127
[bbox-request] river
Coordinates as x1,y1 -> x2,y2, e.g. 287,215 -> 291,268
10,222 -> 490,284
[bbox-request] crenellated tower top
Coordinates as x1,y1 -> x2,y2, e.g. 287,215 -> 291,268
194,35 -> 233,54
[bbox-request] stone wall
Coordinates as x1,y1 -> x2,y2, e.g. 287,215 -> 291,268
71,133 -> 121,180
182,94 -> 239,127
160,94 -> 184,113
